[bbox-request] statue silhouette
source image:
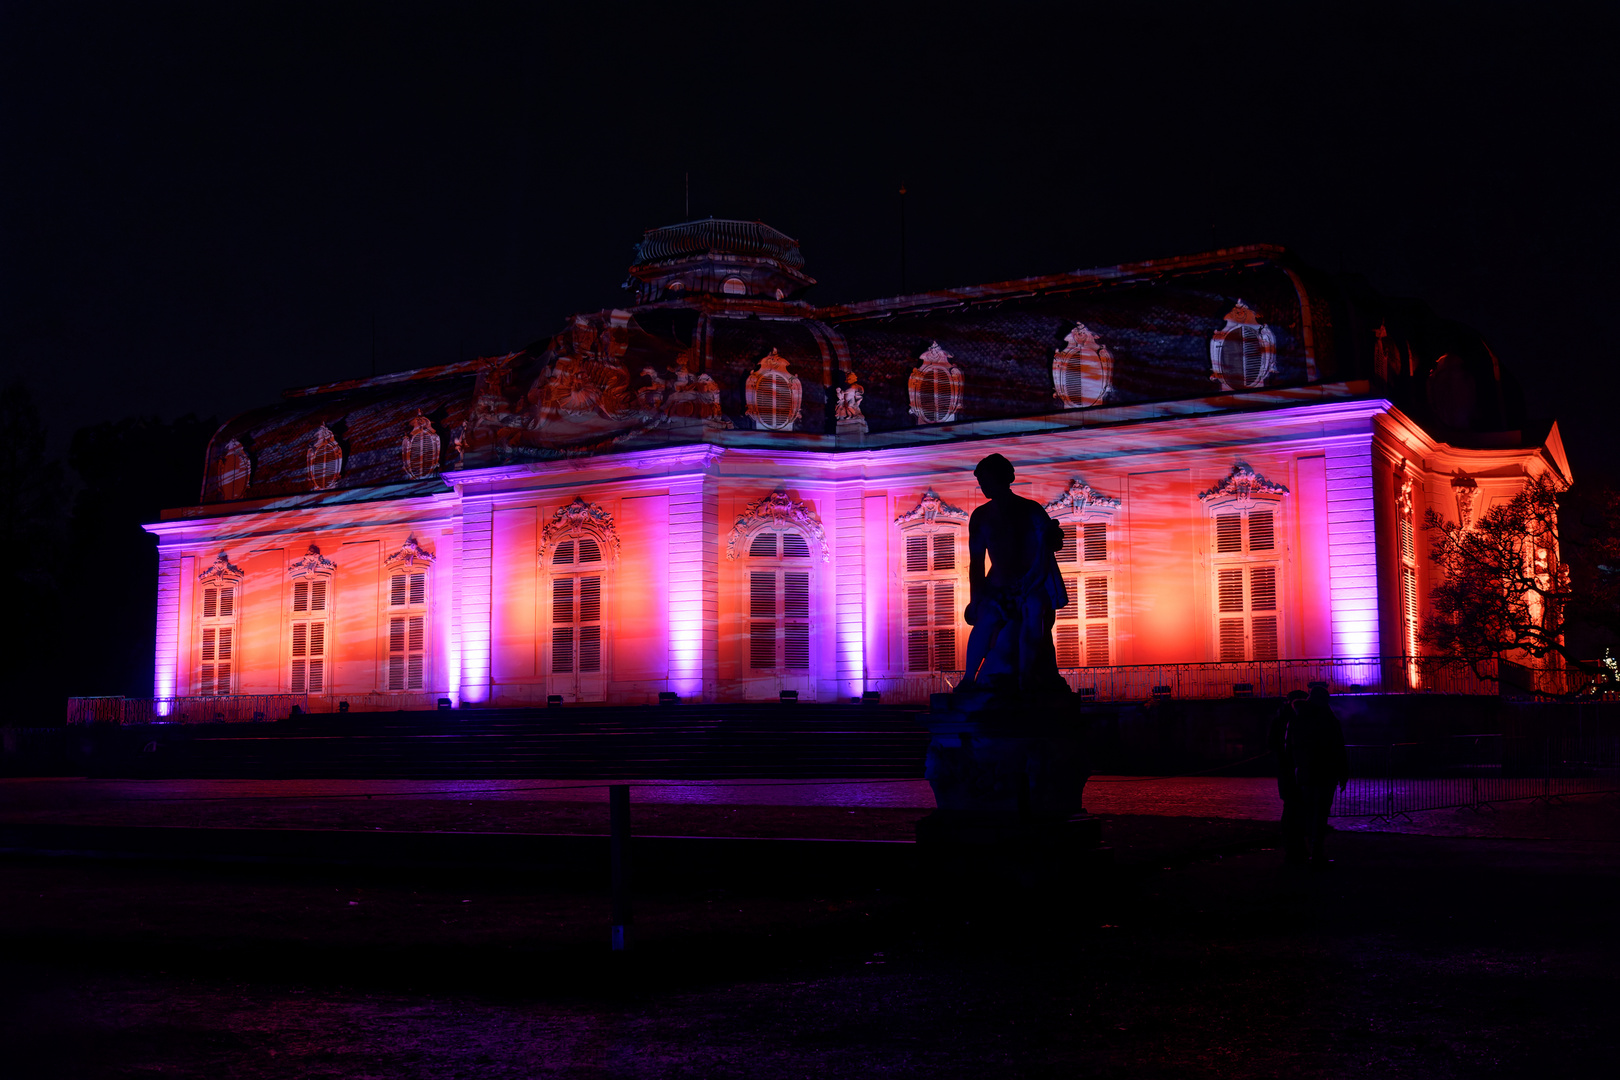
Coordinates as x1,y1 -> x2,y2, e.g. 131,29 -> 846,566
960,454 -> 1071,698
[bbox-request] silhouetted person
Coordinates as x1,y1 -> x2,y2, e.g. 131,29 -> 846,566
960,453 -> 1070,697
1270,689 -> 1309,862
1287,685 -> 1349,866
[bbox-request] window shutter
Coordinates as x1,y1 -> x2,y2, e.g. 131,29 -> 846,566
1403,566 -> 1420,654
388,654 -> 405,691
905,534 -> 929,574
907,583 -> 929,629
389,616 -> 405,654
293,581 -> 309,613
579,576 -> 601,623
1085,577 -> 1108,620
579,625 -> 602,673
781,532 -> 809,559
311,580 -> 327,612
1219,619 -> 1246,663
783,572 -> 809,619
309,621 -> 325,658
201,628 -> 216,662
1216,514 -> 1242,554
934,581 -> 955,627
1252,616 -> 1279,661
216,662 -> 231,692
1055,624 -> 1079,667
1063,364 -> 1086,406
291,623 -> 307,658
750,622 -> 776,669
1399,519 -> 1414,562
783,623 -> 809,669
1057,525 -> 1078,564
553,627 -> 575,673
203,588 -> 218,619
390,574 -> 406,607
308,658 -> 324,693
1083,522 -> 1107,561
933,627 -> 956,670
932,532 -> 955,571
907,629 -> 931,673
409,572 -> 426,605
217,628 -> 232,661
1249,566 -> 1277,612
554,540 -> 575,566
552,578 -> 575,625
407,654 -> 423,690
200,665 -> 215,696
578,537 -> 602,564
290,658 -> 306,694
749,532 -> 778,558
750,572 -> 776,620
1248,510 -> 1274,552
408,615 -> 424,653
1217,569 -> 1244,613
1086,624 -> 1110,667
219,587 -> 234,617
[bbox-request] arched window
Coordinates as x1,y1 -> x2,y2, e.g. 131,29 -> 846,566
1052,323 -> 1114,409
196,551 -> 243,696
287,545 -> 336,694
541,498 -> 619,702
1209,300 -> 1277,391
747,529 -> 812,670
1044,480 -> 1122,668
908,342 -> 963,425
401,415 -> 440,479
217,440 -> 250,501
744,349 -> 802,431
722,277 -> 747,295
1199,464 -> 1289,663
895,491 -> 968,673
384,536 -> 434,692
308,424 -> 343,490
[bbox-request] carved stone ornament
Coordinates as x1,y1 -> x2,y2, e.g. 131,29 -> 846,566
1043,478 -> 1123,517
1451,472 -> 1478,528
743,349 -> 802,432
198,550 -> 244,586
540,497 -> 620,565
1052,323 -> 1115,409
384,534 -> 436,570
307,424 -> 343,490
908,342 -> 964,425
894,489 -> 969,527
1395,465 -> 1415,517
727,488 -> 829,562
288,543 -> 337,579
1198,462 -> 1290,507
835,371 -> 865,421
1208,300 -> 1278,391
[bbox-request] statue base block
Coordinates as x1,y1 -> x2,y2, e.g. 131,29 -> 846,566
916,692 -> 1100,883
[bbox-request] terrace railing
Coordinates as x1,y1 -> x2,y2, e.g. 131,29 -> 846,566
66,695 -> 308,725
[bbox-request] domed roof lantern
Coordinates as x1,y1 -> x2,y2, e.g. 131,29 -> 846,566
625,218 -> 816,304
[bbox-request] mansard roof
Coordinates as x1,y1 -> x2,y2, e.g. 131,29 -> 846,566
187,228 -> 1534,508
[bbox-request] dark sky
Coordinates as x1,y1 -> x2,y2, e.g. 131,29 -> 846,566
3,2 -> 1616,481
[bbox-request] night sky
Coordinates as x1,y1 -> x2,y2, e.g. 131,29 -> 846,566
3,2 -> 1615,482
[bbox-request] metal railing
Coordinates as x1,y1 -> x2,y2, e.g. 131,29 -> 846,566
66,695 -> 308,725
1333,732 -> 1620,817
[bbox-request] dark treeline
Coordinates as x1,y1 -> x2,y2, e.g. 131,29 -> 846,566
1,381 -> 214,724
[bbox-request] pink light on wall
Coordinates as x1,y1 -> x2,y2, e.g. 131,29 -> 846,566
668,479 -> 708,698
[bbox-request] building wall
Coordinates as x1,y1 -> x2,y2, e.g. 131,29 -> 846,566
145,400 -> 1560,708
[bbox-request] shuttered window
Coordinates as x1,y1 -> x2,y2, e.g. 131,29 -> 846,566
386,569 -> 429,691
1210,503 -> 1282,662
748,531 -> 812,671
289,575 -> 330,694
755,372 -> 796,430
1055,573 -> 1112,668
198,584 -> 238,695
550,535 -> 604,677
902,528 -> 961,672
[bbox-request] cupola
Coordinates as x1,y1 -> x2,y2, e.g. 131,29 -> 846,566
625,218 -> 816,304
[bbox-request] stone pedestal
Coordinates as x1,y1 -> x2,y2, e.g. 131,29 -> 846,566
836,417 -> 868,444
916,691 -> 1100,881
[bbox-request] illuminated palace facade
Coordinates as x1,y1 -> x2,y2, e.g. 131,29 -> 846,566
145,221 -> 1569,707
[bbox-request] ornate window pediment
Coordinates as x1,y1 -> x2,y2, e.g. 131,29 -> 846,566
1199,462 -> 1289,508
401,415 -> 441,479
908,342 -> 963,425
385,535 -> 436,570
744,349 -> 802,432
1044,478 -> 1123,517
308,424 -> 343,490
217,440 -> 251,501
288,543 -> 337,579
541,497 -> 620,567
727,488 -> 828,563
198,550 -> 244,586
894,490 -> 968,528
1209,300 -> 1278,391
1052,323 -> 1115,409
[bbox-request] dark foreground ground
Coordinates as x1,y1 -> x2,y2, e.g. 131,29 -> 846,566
2,792 -> 1617,1078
